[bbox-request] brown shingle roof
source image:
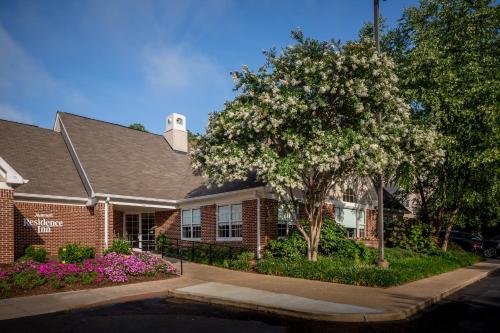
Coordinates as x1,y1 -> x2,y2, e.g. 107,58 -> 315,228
0,119 -> 87,197
59,112 -> 261,200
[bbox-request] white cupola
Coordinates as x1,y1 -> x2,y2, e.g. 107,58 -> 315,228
163,113 -> 188,152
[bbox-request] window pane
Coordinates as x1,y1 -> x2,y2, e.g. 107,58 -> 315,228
342,209 -> 357,228
358,210 -> 365,225
192,225 -> 201,238
218,206 -> 230,223
192,209 -> 201,225
218,223 -> 230,238
182,210 -> 192,225
182,226 -> 191,239
231,204 -> 242,222
335,208 -> 342,223
231,224 -> 242,238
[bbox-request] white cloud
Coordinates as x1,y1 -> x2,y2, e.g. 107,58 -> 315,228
0,24 -> 56,92
143,44 -> 227,90
0,104 -> 33,124
0,23 -> 89,113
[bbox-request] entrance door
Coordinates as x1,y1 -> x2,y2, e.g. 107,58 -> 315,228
141,213 -> 155,251
124,214 -> 140,249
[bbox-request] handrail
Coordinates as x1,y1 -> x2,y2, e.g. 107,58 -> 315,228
156,237 -> 249,275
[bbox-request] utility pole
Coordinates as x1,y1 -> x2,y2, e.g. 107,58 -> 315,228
374,0 -> 388,268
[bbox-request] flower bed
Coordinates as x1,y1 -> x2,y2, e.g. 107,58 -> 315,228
0,252 -> 176,299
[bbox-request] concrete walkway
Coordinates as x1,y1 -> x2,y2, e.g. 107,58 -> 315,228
1,259 -> 498,322
0,276 -> 200,321
168,259 -> 500,322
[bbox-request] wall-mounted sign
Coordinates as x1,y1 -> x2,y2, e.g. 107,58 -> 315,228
23,213 -> 63,234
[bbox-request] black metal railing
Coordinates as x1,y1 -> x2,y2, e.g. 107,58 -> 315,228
156,238 -> 251,275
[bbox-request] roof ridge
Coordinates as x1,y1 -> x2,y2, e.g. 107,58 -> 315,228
58,111 -> 164,138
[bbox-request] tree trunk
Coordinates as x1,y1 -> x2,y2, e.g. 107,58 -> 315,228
441,208 -> 458,251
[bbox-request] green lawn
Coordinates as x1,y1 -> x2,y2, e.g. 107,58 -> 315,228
255,247 -> 482,287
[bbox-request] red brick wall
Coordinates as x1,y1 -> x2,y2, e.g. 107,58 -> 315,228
12,201 -> 103,259
260,198 -> 278,252
0,189 -> 14,264
153,200 -> 281,254
200,205 -> 216,243
155,209 -> 180,239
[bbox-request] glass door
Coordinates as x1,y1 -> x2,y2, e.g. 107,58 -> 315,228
141,213 -> 155,251
125,214 -> 140,249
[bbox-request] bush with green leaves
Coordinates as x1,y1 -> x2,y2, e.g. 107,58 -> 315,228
155,232 -> 171,251
58,243 -> 95,263
104,238 -> 132,255
266,218 -> 375,262
13,270 -> 46,290
22,245 -> 48,263
0,279 -> 11,299
256,246 -> 481,287
385,218 -> 437,253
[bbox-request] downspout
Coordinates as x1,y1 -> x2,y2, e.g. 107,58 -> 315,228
104,197 -> 110,249
256,196 -> 261,259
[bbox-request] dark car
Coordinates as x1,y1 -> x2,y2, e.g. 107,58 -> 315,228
439,230 -> 483,254
479,235 -> 500,258
440,231 -> 499,258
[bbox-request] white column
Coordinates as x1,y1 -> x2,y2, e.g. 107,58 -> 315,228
256,197 -> 261,259
104,197 -> 110,249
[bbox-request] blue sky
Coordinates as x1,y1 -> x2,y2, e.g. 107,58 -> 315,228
0,0 -> 418,134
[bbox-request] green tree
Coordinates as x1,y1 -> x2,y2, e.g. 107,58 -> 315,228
192,31 -> 437,261
128,123 -> 148,132
386,0 -> 500,249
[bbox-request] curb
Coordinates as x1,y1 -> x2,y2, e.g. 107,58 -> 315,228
167,261 -> 500,323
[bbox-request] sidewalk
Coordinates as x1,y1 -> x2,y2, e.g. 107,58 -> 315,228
0,276 -> 201,321
168,259 -> 500,322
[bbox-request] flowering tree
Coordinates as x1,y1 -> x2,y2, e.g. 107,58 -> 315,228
192,31 -> 437,261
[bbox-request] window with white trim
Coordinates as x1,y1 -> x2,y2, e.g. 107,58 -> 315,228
343,188 -> 356,203
278,204 -> 294,238
217,204 -> 242,239
181,208 -> 201,240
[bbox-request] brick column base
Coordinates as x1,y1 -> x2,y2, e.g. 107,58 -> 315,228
0,188 -> 15,264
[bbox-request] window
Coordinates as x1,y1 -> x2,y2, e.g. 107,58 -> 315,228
278,204 -> 294,238
181,208 -> 201,240
343,188 -> 356,203
335,207 -> 366,239
217,204 -> 242,239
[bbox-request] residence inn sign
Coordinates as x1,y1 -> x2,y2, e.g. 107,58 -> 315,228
23,213 -> 64,234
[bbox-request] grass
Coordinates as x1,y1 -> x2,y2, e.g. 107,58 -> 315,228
255,246 -> 482,287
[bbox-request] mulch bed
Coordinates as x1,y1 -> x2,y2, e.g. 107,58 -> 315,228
2,272 -> 178,299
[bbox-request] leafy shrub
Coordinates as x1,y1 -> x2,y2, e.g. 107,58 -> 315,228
49,276 -> 64,289
266,218 -> 375,262
13,270 -> 46,290
22,246 -> 48,263
104,239 -> 131,256
64,275 -> 77,285
0,279 -> 11,299
267,232 -> 308,259
58,243 -> 95,263
386,218 -> 437,253
81,271 -> 98,285
155,232 -> 171,252
226,251 -> 255,270
256,247 -> 482,287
